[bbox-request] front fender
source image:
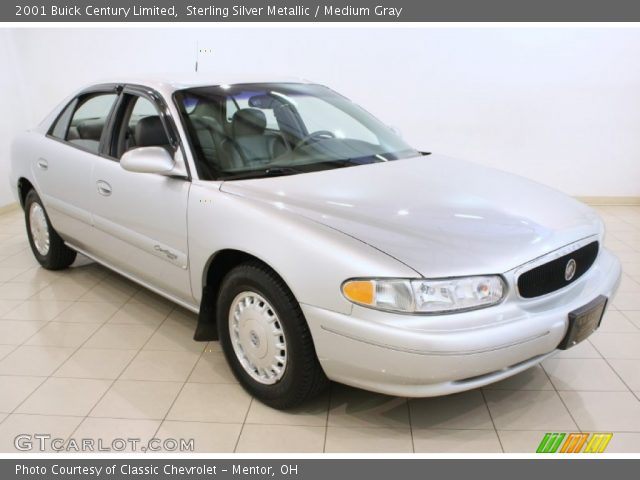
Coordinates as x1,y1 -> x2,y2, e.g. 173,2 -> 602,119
187,182 -> 420,316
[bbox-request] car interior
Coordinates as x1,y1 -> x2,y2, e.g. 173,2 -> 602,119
55,86 -> 418,181
61,93 -> 173,159
63,93 -> 116,153
114,96 -> 172,158
66,117 -> 105,152
177,86 -> 421,181
183,93 -> 299,178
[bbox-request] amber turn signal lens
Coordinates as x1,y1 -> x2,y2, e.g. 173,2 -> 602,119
342,280 -> 375,305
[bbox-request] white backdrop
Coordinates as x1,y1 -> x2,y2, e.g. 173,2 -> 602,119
1,27 -> 640,207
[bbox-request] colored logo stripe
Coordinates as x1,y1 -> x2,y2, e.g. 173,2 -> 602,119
584,433 -> 613,453
536,433 -> 565,453
560,433 -> 589,453
537,432 -> 613,453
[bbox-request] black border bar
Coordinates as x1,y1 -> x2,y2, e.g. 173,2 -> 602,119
5,0 -> 640,22
5,459 -> 640,479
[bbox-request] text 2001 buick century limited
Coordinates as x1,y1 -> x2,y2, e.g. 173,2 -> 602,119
10,77 -> 621,408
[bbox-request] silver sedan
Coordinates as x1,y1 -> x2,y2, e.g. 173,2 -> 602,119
10,77 -> 621,408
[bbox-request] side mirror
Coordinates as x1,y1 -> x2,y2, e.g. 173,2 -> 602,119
120,147 -> 176,175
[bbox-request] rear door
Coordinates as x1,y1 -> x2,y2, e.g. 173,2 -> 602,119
34,88 -> 119,247
89,86 -> 192,303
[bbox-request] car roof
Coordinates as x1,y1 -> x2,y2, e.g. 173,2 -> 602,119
92,74 -> 314,96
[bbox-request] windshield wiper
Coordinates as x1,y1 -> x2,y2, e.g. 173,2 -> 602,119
219,166 -> 303,181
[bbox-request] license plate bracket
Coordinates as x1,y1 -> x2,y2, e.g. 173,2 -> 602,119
558,295 -> 608,350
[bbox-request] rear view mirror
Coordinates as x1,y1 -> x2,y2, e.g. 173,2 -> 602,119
120,147 -> 176,175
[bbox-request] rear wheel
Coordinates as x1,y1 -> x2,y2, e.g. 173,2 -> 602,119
217,262 -> 328,409
24,189 -> 76,270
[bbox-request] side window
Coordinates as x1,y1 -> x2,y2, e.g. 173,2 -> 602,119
49,99 -> 78,140
66,93 -> 118,154
115,95 -> 171,158
128,97 -> 159,130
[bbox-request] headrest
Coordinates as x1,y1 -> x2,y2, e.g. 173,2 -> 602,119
135,116 -> 169,147
232,108 -> 267,137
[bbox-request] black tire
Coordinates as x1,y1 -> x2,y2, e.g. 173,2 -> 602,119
24,189 -> 76,270
217,261 -> 329,409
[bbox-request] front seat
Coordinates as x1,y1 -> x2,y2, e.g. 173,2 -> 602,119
134,115 -> 171,149
191,115 -> 233,169
226,108 -> 287,167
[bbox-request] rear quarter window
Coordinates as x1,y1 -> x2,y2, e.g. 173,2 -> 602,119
49,99 -> 78,140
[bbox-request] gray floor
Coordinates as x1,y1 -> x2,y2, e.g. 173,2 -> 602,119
1,205 -> 640,453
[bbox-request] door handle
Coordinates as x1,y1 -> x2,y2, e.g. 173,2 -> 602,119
96,180 -> 112,197
36,158 -> 48,170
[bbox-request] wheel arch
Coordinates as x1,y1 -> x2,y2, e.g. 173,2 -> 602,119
194,249 -> 294,341
17,177 -> 35,209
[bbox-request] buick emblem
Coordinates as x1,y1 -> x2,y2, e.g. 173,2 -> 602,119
565,258 -> 577,281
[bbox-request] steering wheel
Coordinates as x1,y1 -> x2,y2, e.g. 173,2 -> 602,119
293,130 -> 336,151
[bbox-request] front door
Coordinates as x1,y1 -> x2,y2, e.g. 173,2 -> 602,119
89,89 -> 192,303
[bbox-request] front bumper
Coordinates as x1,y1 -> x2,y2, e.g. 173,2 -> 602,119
303,247 -> 621,397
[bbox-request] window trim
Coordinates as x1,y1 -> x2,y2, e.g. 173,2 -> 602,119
44,83 -> 191,181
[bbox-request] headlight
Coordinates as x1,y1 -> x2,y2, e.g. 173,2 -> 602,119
342,276 -> 505,314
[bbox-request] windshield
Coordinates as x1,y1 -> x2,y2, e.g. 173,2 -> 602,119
174,83 -> 423,180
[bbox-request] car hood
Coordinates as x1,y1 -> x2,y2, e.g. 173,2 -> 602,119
220,154 -> 602,277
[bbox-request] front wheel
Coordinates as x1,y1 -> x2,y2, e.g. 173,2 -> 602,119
217,262 -> 328,409
24,189 -> 76,270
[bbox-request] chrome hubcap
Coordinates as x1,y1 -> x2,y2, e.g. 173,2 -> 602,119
229,291 -> 287,385
29,203 -> 50,256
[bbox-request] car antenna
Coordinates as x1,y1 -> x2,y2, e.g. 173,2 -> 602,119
195,40 -> 199,73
